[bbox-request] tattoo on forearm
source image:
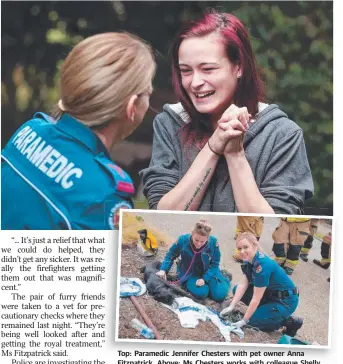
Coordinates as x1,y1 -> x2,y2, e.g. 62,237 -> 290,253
184,168 -> 212,211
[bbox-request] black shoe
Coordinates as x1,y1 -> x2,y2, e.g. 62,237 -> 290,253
313,259 -> 330,269
327,277 -> 330,282
284,267 -> 294,276
299,253 -> 308,262
221,269 -> 233,282
282,316 -> 303,337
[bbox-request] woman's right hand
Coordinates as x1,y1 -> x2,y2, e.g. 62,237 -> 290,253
209,120 -> 244,155
219,304 -> 235,318
155,270 -> 166,280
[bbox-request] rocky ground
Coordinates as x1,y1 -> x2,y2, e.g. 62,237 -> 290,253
117,211 -> 332,346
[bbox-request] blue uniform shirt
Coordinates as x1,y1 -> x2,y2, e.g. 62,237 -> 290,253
242,251 -> 295,291
160,234 -> 221,283
1,112 -> 134,230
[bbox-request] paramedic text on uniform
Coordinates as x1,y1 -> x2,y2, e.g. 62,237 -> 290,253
1,32 -> 156,230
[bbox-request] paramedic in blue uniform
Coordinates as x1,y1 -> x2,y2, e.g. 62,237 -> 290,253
1,32 -> 156,230
220,232 -> 303,337
155,219 -> 230,302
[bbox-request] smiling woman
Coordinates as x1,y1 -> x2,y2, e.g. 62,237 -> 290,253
141,10 -> 313,215
178,32 -> 242,124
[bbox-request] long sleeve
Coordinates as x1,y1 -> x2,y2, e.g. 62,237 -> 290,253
260,129 -> 314,214
140,115 -> 180,209
160,238 -> 182,273
202,242 -> 221,283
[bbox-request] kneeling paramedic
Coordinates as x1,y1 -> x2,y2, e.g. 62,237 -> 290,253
221,232 -> 303,337
155,219 -> 230,302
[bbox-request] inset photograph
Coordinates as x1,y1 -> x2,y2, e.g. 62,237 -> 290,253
116,210 -> 333,347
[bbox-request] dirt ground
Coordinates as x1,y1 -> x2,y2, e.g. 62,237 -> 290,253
117,211 -> 332,346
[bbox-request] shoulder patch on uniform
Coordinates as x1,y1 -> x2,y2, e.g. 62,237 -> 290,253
95,155 -> 135,196
117,181 -> 135,194
108,201 -> 132,230
255,264 -> 262,273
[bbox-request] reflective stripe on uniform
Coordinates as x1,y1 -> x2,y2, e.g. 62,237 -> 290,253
285,258 -> 299,267
2,155 -> 72,230
300,247 -> 310,253
275,256 -> 286,265
282,217 -> 310,223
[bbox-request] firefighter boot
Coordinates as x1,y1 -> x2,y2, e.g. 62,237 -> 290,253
284,267 -> 294,276
282,316 -> 303,337
299,253 -> 308,262
313,259 -> 330,269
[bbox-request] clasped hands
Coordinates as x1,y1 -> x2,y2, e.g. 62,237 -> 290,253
209,104 -> 253,156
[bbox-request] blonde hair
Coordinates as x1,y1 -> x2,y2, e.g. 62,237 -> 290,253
52,32 -> 156,127
236,232 -> 262,251
192,219 -> 212,237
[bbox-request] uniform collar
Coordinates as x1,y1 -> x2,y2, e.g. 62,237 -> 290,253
251,251 -> 259,266
55,113 -> 110,157
189,236 -> 209,253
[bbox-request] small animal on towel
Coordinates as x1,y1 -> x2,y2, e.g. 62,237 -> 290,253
142,260 -> 175,305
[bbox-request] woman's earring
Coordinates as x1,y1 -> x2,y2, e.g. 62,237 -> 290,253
237,72 -> 242,79
58,99 -> 66,111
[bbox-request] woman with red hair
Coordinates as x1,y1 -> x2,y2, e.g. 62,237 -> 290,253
141,10 -> 313,214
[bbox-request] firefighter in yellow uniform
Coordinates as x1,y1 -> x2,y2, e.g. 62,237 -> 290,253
233,216 -> 264,262
299,219 -> 320,262
137,229 -> 158,257
272,217 -> 311,275
313,232 -> 332,269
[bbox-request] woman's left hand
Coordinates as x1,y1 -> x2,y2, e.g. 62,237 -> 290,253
217,118 -> 245,157
223,130 -> 244,156
196,279 -> 205,287
217,104 -> 251,157
232,319 -> 246,329
217,104 -> 251,129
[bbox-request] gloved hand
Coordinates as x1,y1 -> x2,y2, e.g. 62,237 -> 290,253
220,305 -> 235,318
155,270 -> 166,280
232,319 -> 246,329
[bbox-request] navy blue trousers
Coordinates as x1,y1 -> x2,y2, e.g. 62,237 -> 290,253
185,272 -> 230,302
233,284 -> 298,331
